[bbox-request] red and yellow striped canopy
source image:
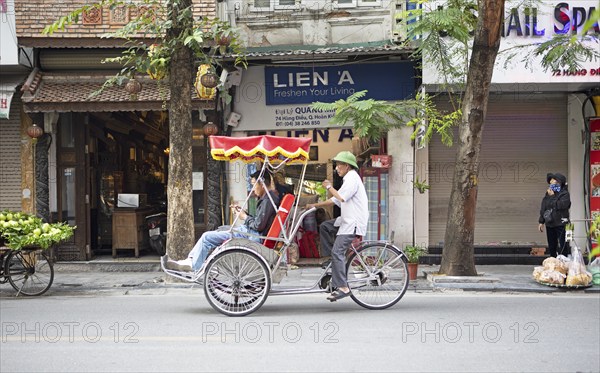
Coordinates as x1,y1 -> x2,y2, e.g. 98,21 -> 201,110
209,135 -> 311,164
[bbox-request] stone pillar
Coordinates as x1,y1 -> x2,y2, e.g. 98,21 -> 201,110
387,126 -> 415,247
206,152 -> 222,231
35,133 -> 51,222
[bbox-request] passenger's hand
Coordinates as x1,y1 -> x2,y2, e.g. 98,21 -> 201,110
230,204 -> 247,219
322,179 -> 332,189
547,188 -> 554,196
538,224 -> 544,233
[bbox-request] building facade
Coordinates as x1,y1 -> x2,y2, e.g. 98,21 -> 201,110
9,0 -> 217,260
218,0 -> 419,245
418,0 -> 599,254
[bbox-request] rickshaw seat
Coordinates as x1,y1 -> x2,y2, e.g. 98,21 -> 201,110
263,194 -> 295,249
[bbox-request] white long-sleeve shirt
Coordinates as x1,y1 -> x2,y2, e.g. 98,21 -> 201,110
330,169 -> 369,236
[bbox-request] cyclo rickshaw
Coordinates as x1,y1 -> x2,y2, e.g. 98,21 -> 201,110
161,135 -> 410,316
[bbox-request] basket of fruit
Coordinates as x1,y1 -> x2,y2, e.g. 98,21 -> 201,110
0,210 -> 75,250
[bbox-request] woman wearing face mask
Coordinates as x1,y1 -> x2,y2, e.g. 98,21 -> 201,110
538,173 -> 571,257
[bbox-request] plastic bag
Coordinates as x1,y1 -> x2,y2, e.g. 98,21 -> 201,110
587,257 -> 600,286
543,257 -> 568,275
538,270 -> 566,285
532,266 -> 545,281
287,242 -> 299,265
565,246 -> 593,286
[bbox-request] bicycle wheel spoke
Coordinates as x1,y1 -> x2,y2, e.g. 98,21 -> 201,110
6,249 -> 54,296
347,244 -> 408,310
204,249 -> 270,316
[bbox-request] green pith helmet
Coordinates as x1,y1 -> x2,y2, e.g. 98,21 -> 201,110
333,151 -> 358,169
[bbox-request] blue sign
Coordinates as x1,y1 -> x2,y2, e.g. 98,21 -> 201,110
265,62 -> 415,105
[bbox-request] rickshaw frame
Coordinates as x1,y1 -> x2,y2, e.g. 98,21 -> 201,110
161,135 -> 409,316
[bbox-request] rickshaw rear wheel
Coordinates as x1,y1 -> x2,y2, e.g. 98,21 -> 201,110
5,248 -> 54,296
346,243 -> 408,310
204,249 -> 271,316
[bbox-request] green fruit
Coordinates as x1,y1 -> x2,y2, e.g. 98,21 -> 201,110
0,213 -> 6,221
6,213 -> 13,221
42,223 -> 50,233
33,228 -> 42,236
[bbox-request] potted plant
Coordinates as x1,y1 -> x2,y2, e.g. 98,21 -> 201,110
413,176 -> 430,194
404,245 -> 428,280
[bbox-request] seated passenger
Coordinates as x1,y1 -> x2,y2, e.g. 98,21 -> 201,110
165,170 -> 280,272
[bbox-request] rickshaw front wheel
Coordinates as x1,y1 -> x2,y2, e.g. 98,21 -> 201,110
203,249 -> 271,317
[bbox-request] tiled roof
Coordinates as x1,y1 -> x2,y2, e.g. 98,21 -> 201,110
224,41 -> 414,60
16,0 -> 216,48
22,72 -> 214,113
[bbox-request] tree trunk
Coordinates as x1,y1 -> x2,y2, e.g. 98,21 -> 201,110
439,0 -> 505,276
166,0 -> 195,259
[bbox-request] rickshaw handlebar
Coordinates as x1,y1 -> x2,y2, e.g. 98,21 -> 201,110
288,206 -> 317,239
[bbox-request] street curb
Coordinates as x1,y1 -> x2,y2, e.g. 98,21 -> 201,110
53,261 -> 161,272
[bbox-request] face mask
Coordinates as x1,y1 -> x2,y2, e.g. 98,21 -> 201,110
549,183 -> 561,193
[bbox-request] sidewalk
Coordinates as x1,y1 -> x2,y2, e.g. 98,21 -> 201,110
1,256 -> 598,297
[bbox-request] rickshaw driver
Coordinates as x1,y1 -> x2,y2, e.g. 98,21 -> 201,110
165,170 -> 280,272
306,151 -> 368,302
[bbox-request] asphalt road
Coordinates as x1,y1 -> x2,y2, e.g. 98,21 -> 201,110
1,290 -> 599,373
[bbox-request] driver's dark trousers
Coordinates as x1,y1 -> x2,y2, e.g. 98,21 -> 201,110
320,219 -> 354,289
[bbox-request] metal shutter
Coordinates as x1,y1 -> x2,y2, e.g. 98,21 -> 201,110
429,94 -> 568,246
0,94 -> 23,210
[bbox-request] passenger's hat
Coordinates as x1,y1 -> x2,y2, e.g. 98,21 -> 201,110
333,151 -> 358,169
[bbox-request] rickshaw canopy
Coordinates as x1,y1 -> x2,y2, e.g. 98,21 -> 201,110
209,135 -> 312,164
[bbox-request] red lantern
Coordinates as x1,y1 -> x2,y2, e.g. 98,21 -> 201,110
26,123 -> 44,142
202,122 -> 219,136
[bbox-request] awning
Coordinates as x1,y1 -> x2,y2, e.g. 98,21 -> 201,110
209,135 -> 311,164
0,76 -> 26,119
21,70 -> 215,113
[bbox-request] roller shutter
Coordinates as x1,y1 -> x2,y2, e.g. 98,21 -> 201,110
0,94 -> 22,210
429,94 -> 568,246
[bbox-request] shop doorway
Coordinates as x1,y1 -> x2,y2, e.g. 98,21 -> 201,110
55,113 -> 90,260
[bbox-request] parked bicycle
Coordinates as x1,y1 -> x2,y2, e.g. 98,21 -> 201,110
0,244 -> 54,296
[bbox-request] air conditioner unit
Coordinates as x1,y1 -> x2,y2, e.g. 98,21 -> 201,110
226,112 -> 242,127
117,194 -> 147,208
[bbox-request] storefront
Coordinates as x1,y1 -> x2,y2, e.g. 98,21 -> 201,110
229,59 -> 416,244
21,70 -> 215,260
427,94 -> 568,246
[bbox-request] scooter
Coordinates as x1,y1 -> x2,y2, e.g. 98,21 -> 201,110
146,211 -> 167,256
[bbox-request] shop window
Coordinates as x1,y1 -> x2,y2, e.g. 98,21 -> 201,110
60,167 -> 77,226
253,0 -> 298,11
59,114 -> 75,148
335,0 -> 381,8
